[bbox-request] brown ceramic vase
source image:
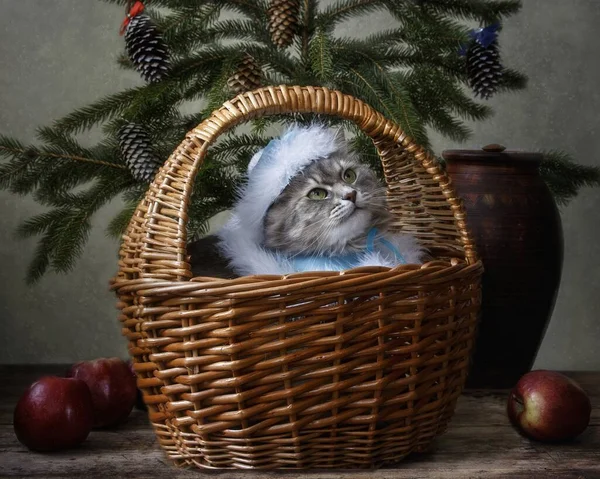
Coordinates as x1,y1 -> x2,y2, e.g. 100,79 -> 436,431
443,145 -> 563,388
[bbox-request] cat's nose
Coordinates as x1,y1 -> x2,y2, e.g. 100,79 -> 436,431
343,190 -> 357,203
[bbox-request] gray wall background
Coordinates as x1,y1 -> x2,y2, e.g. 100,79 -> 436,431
1,1 -> 598,368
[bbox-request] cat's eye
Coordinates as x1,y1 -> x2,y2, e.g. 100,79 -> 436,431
342,169 -> 357,184
307,188 -> 328,200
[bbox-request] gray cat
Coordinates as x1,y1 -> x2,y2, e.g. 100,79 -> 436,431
190,153 -> 393,278
197,125 -> 423,278
263,150 -> 391,256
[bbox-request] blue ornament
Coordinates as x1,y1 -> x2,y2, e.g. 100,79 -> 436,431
472,23 -> 500,48
459,23 -> 500,56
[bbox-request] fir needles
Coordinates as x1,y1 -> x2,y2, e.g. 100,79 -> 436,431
2,0 -> 594,282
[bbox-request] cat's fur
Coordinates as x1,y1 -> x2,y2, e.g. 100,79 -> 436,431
263,149 -> 390,256
216,125 -> 424,276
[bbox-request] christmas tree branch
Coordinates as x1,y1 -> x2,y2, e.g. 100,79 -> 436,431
365,60 -> 423,143
309,28 -> 334,81
317,0 -> 385,29
302,0 -> 314,65
339,66 -> 428,148
415,0 -> 522,23
207,0 -> 268,22
19,173 -> 135,283
107,198 -> 144,239
3,0 -> 577,284
540,150 -> 600,206
0,146 -> 127,170
52,86 -> 159,134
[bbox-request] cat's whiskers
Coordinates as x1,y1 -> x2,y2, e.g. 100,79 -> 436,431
329,201 -> 355,222
321,217 -> 365,255
298,216 -> 346,257
285,215 -> 337,257
306,219 -> 341,256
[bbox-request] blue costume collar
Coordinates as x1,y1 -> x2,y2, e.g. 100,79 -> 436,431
288,228 -> 406,271
366,227 -> 404,260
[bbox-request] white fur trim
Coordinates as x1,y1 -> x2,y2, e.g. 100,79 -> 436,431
353,233 -> 425,268
355,250 -> 395,268
385,232 -> 426,265
247,150 -> 262,175
217,218 -> 293,276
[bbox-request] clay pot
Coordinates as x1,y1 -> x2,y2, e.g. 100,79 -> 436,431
443,145 -> 563,388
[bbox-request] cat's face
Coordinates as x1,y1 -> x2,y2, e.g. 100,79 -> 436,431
263,151 -> 389,255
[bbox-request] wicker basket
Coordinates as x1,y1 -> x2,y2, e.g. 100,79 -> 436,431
111,85 -> 483,470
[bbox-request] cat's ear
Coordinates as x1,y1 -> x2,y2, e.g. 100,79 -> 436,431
332,128 -> 346,145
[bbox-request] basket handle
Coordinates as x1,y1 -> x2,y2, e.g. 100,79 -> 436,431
118,85 -> 478,282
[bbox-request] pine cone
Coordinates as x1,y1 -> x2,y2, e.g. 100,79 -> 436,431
124,14 -> 170,83
466,40 -> 503,100
268,0 -> 300,49
227,55 -> 262,95
118,123 -> 162,183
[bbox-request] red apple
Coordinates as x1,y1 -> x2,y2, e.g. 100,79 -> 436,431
507,370 -> 591,442
67,357 -> 137,428
13,376 -> 94,451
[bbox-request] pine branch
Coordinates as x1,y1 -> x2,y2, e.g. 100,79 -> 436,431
49,210 -> 93,273
117,52 -> 133,70
152,5 -> 223,54
107,198 -> 143,239
209,132 -> 270,165
540,150 -> 600,206
301,0 -> 318,66
206,19 -> 271,44
203,64 -> 238,117
0,146 -> 126,170
0,133 -> 127,199
309,27 -> 334,82
245,45 -> 298,78
403,67 -> 493,140
52,83 -> 193,137
172,44 -> 295,80
316,0 -> 387,29
52,87 -> 148,134
180,70 -> 224,103
498,67 -> 528,92
217,0 -> 269,20
429,108 -> 472,142
185,155 -> 240,241
187,196 -> 228,242
349,129 -> 384,179
412,0 -> 522,23
27,231 -> 55,285
370,66 -> 425,143
338,62 -> 429,147
395,11 -> 471,53
16,210 -> 69,239
0,0 -> 552,283
330,35 -> 462,74
0,158 -> 32,191
19,173 -> 136,282
0,136 -> 34,191
102,0 -> 208,8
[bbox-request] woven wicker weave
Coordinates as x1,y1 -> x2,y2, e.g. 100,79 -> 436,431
111,85 -> 483,469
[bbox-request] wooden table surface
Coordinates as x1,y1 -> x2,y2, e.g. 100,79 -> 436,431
1,366 -> 598,479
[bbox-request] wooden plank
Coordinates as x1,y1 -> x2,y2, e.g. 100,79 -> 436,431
1,423 -> 598,478
0,366 -> 599,478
